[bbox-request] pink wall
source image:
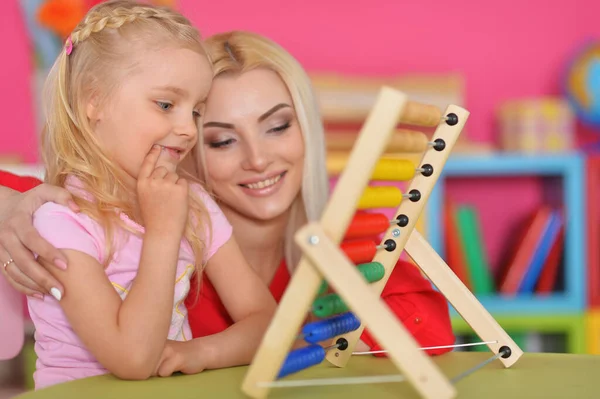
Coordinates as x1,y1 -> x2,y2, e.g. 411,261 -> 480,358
1,0 -> 599,162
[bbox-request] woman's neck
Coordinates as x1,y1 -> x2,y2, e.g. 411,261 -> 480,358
220,205 -> 289,285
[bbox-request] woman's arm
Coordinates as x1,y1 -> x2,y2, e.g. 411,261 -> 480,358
0,183 -> 77,298
360,259 -> 455,356
0,185 -> 17,201
195,237 -> 276,367
156,237 -> 276,376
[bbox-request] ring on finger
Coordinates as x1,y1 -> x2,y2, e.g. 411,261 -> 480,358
2,258 -> 14,270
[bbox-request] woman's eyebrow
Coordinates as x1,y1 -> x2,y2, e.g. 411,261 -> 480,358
203,121 -> 235,129
258,103 -> 291,122
203,103 -> 291,129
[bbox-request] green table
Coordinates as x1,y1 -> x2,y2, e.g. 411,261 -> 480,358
17,352 -> 600,398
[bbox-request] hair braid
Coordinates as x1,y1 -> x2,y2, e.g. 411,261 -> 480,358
70,1 -> 194,46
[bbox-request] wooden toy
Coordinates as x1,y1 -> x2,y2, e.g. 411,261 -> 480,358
241,87 -> 523,398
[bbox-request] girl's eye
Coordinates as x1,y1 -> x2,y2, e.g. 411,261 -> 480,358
157,101 -> 172,111
208,138 -> 235,149
269,122 -> 291,133
193,110 -> 202,118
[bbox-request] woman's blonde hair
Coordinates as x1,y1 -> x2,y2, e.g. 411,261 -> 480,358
201,31 -> 329,272
41,0 -> 211,273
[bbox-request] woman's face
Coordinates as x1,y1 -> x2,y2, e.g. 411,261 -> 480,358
201,68 -> 305,222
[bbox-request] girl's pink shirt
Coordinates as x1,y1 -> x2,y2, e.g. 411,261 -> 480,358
27,176 -> 232,389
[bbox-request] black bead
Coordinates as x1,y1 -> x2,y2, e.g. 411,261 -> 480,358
396,214 -> 409,227
409,189 -> 421,202
336,338 -> 349,351
433,138 -> 446,151
420,164 -> 434,177
445,113 -> 459,126
383,239 -> 396,252
499,346 -> 512,359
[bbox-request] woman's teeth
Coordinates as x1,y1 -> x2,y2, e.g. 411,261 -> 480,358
244,174 -> 282,189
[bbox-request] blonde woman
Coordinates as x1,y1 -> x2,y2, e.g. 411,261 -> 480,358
0,30 -> 454,377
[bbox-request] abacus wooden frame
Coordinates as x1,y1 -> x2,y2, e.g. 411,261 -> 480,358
241,87 -> 523,399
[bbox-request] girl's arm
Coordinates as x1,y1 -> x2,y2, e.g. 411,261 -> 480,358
360,259 -> 455,356
155,236 -> 276,376
36,146 -> 191,379
40,230 -> 182,380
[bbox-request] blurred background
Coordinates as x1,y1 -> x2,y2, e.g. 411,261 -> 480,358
1,0 -> 600,396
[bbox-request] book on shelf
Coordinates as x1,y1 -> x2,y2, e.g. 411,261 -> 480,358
444,203 -> 564,296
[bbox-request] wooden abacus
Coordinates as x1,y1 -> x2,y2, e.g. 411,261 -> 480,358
241,87 -> 523,399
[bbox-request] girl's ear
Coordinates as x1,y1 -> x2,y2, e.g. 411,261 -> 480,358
86,93 -> 102,125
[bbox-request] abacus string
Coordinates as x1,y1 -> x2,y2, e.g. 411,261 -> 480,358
352,340 -> 499,356
257,374 -> 405,388
257,342 -> 508,389
450,348 -> 508,384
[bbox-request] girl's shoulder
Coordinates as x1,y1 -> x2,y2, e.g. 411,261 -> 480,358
32,202 -> 105,262
34,202 -> 103,236
189,183 -> 222,216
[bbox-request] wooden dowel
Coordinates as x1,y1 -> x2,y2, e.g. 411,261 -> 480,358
401,101 -> 443,127
326,129 -> 428,153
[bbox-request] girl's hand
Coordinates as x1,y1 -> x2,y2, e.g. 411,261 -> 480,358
155,340 -> 209,377
137,146 -> 189,237
0,184 -> 77,299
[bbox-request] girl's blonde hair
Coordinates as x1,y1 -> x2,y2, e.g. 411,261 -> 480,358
201,31 -> 329,272
41,0 -> 211,273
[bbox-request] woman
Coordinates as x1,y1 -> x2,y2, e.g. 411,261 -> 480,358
0,31 -> 454,355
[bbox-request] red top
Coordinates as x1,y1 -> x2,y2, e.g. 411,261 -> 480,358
1,171 -> 455,356
186,258 -> 455,356
0,170 -> 42,192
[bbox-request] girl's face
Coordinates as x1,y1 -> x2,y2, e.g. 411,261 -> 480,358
202,68 -> 305,223
90,46 -> 213,183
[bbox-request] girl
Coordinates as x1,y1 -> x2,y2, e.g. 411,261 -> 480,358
20,1 -> 275,389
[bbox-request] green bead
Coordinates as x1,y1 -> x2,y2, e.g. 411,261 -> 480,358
357,262 -> 385,283
317,262 -> 384,297
312,294 -> 348,318
317,280 -> 328,296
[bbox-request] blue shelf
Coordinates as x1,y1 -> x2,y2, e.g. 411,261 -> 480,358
426,152 -> 587,314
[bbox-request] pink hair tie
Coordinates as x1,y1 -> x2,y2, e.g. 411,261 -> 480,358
65,36 -> 73,55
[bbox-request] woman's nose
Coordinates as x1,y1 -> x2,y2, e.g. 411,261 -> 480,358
242,143 -> 270,172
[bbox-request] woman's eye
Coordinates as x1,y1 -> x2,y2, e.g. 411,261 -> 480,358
270,122 -> 291,133
157,101 -> 172,111
208,138 -> 235,148
193,110 -> 202,118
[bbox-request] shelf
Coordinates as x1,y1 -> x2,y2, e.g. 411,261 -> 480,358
587,156 -> 600,307
448,293 -> 582,315
586,310 -> 600,354
426,152 -> 586,313
452,313 -> 586,354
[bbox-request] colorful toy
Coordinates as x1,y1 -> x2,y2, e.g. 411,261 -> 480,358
564,41 -> 600,129
497,97 -> 575,153
241,87 -> 523,398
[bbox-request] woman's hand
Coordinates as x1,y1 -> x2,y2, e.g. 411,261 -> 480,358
0,184 -> 78,299
155,340 -> 210,377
